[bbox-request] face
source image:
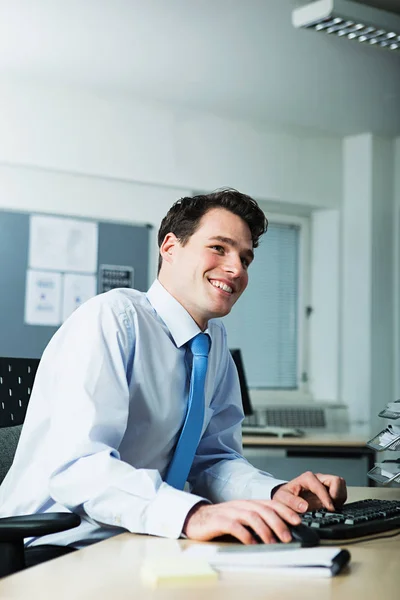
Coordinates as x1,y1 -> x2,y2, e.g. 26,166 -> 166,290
158,207 -> 254,330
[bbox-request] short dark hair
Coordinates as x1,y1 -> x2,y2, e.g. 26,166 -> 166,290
157,188 -> 268,273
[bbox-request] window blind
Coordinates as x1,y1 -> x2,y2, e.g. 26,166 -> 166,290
223,222 -> 300,389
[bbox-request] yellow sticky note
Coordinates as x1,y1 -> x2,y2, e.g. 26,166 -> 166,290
141,557 -> 218,588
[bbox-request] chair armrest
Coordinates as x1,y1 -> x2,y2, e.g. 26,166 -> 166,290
0,513 -> 80,542
0,512 -> 81,577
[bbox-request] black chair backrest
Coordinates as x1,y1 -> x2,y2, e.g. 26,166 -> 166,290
0,358 -> 39,428
0,357 -> 40,483
0,356 -> 82,578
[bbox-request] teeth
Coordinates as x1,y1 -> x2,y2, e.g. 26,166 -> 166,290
211,280 -> 233,293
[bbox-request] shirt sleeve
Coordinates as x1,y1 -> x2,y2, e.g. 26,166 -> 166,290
188,329 -> 287,502
41,294 -> 204,539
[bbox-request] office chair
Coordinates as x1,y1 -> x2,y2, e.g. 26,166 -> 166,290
0,357 -> 80,578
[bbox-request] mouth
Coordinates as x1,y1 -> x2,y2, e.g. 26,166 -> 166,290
209,279 -> 234,295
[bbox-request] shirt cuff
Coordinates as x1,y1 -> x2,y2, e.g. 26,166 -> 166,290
127,483 -> 209,539
245,476 -> 288,500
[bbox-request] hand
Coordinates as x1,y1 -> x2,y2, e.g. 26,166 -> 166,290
272,472 -> 347,513
182,499 -> 302,545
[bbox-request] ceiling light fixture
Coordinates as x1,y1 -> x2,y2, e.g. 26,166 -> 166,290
292,0 -> 400,51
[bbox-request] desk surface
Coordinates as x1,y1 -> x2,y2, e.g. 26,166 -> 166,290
1,487 -> 399,600
242,431 -> 371,448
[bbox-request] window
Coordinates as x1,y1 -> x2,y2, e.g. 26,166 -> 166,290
223,214 -> 309,392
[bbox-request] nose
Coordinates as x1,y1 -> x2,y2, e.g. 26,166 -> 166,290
224,254 -> 245,277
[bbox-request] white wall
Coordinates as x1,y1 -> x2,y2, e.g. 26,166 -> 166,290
0,79 -> 343,286
309,134 -> 398,435
341,134 -> 395,430
0,81 -> 341,208
309,209 -> 340,401
394,137 -> 400,398
370,137 -> 395,429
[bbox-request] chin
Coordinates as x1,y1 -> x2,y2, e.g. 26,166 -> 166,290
210,305 -> 232,319
204,295 -> 236,320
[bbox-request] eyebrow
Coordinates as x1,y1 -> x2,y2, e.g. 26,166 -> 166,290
209,236 -> 254,263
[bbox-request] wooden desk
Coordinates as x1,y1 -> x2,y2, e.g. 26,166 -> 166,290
242,432 -> 376,486
0,487 -> 398,600
242,431 -> 372,448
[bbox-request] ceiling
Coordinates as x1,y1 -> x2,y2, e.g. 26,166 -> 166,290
0,0 -> 399,136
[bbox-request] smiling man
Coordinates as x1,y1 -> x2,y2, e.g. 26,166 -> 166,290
158,205 -> 253,328
0,189 -> 346,551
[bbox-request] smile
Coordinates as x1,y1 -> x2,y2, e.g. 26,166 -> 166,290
210,280 -> 233,294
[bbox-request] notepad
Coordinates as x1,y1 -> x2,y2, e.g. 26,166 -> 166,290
141,557 -> 218,588
184,545 -> 351,578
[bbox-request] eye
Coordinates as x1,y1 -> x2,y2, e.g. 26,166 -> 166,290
211,245 -> 224,253
241,257 -> 250,269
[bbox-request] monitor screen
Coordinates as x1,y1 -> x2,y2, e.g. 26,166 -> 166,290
230,348 -> 253,416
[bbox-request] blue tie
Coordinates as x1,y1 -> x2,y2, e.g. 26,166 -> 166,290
165,333 -> 210,490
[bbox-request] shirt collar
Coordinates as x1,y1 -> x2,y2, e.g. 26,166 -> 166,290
146,279 -> 209,348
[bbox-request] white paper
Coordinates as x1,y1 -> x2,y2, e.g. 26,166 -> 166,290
378,424 -> 400,446
25,269 -> 62,326
184,545 -> 347,578
386,401 -> 400,413
29,215 -> 98,273
62,273 -> 97,322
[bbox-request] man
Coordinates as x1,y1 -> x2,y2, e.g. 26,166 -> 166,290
0,189 -> 346,549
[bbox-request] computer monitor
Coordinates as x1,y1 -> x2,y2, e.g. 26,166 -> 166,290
229,348 -> 253,416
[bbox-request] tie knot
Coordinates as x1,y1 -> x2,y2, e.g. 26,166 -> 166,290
189,333 -> 210,357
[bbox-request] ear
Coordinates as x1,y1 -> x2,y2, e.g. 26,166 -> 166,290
159,232 -> 180,266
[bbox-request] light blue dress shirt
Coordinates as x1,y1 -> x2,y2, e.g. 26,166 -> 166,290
0,280 -> 285,548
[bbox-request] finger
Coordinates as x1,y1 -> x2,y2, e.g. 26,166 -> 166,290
298,472 -> 335,511
267,499 -> 304,525
316,474 -> 347,507
245,510 -> 290,544
300,491 -> 326,512
229,521 -> 260,545
251,498 -> 304,519
197,505 -> 276,545
269,488 -> 309,514
337,480 -> 348,506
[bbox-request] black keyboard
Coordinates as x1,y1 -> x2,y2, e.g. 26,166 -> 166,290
301,498 -> 400,540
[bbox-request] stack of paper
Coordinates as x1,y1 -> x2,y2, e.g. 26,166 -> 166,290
375,460 -> 400,480
379,400 -> 400,419
184,544 -> 351,578
378,424 -> 400,449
